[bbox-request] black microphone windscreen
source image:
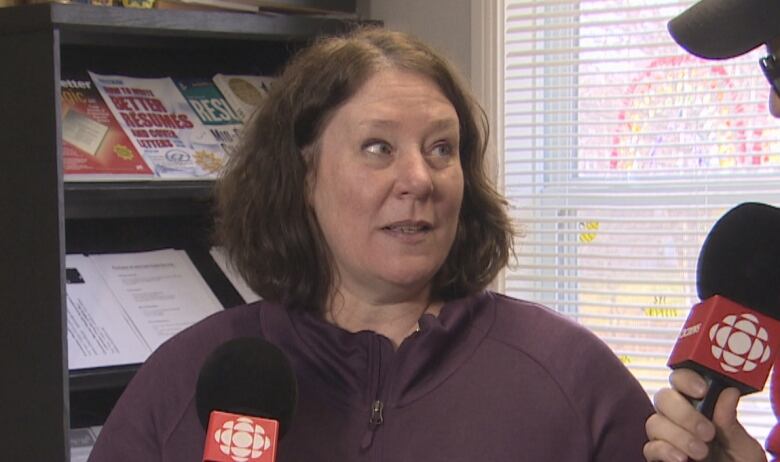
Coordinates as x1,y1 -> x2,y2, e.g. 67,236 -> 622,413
696,202 -> 780,318
195,337 -> 298,438
667,0 -> 780,60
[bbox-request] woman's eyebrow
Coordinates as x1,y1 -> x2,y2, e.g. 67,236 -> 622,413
357,117 -> 459,131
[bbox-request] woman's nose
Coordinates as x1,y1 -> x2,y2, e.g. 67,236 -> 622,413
394,149 -> 434,199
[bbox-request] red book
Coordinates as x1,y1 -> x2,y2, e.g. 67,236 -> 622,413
61,79 -> 154,180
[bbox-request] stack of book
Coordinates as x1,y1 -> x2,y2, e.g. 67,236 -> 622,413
61,71 -> 274,181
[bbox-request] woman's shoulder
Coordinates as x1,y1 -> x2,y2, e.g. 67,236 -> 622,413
91,301 -> 287,459
115,303 -> 279,423
481,292 -> 653,447
486,292 -> 599,345
483,291 -> 643,391
149,301 -> 276,369
128,301 -> 283,396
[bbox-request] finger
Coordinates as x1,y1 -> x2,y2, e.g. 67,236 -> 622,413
654,387 -> 716,443
645,412 -> 710,461
643,439 -> 688,462
711,388 -> 768,461
669,369 -> 709,400
712,387 -> 739,426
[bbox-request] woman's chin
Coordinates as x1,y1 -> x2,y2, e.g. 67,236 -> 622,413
371,267 -> 438,297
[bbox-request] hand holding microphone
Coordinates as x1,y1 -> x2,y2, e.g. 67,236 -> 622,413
647,369 -> 767,462
668,202 -> 780,417
644,202 -> 780,462
196,337 -> 298,462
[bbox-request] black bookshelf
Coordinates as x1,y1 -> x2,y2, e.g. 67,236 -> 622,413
0,3 -> 357,459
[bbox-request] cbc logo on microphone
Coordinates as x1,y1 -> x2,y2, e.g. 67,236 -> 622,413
213,417 -> 274,462
709,313 -> 772,373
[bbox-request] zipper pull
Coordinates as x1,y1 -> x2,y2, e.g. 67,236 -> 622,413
370,400 -> 384,426
360,400 -> 384,450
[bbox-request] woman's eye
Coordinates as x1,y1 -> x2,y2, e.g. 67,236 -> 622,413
364,141 -> 392,156
430,142 -> 454,157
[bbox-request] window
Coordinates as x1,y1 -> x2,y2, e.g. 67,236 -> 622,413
501,0 -> 780,446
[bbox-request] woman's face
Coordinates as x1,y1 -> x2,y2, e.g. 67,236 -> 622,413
309,68 -> 464,303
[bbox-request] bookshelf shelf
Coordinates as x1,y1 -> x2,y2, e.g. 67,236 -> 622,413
0,3 -> 356,459
65,181 -> 214,218
0,3 -> 352,40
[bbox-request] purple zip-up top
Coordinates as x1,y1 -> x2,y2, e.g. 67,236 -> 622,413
88,291 -> 653,461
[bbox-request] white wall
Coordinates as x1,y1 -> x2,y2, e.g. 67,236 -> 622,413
357,0 -> 473,82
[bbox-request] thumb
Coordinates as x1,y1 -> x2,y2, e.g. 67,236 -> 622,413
711,387 -> 766,462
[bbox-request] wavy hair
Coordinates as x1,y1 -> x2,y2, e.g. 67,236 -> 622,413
214,27 -> 514,312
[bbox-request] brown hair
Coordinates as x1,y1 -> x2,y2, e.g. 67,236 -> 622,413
214,27 -> 514,312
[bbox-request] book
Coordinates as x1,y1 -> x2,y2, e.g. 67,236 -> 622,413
212,73 -> 274,122
60,78 -> 154,181
174,77 -> 245,156
155,0 -> 257,12
66,249 -> 223,369
89,72 -> 228,179
207,0 -> 357,16
210,246 -> 261,303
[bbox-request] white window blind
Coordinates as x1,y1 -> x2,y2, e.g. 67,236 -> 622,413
502,0 -> 780,446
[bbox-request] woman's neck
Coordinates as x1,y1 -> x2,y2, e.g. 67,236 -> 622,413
324,289 -> 442,348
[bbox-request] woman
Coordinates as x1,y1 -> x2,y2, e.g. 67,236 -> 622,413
88,27 -> 653,461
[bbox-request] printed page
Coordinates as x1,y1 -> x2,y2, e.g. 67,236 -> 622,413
62,109 -> 109,156
89,249 -> 223,353
209,246 -> 261,303
66,255 -> 150,369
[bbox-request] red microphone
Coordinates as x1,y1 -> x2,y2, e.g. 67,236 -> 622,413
203,411 -> 280,462
668,202 -> 780,418
196,337 -> 298,462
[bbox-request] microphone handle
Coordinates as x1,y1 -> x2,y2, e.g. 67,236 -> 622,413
684,375 -> 728,462
691,375 -> 727,420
